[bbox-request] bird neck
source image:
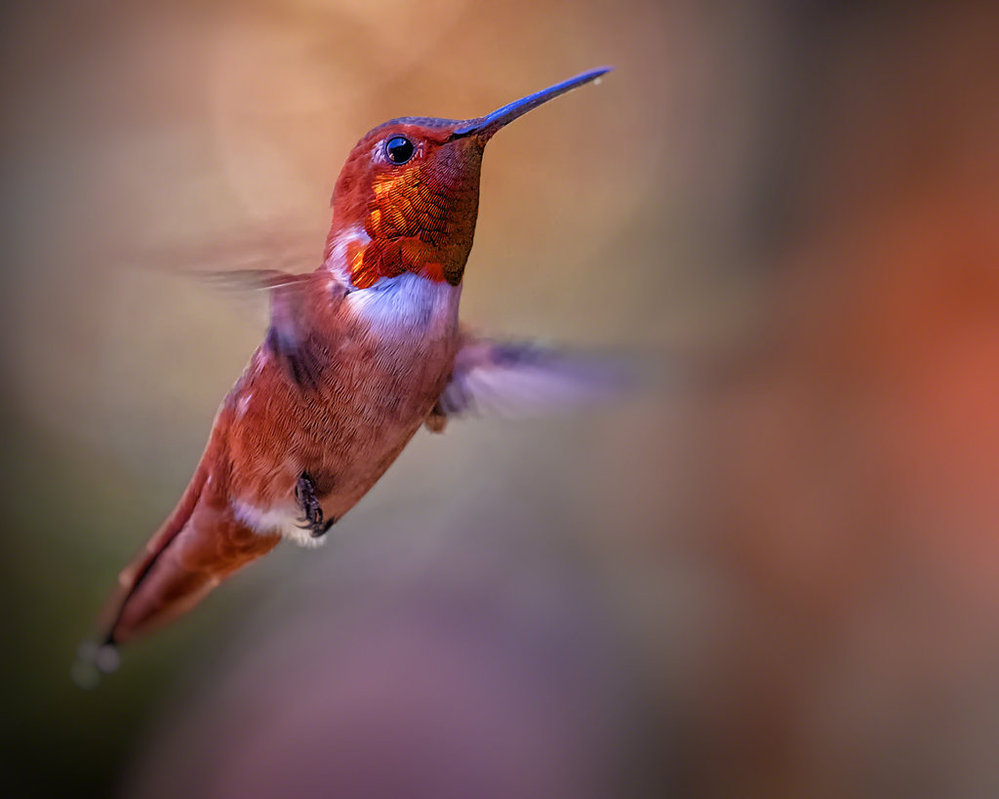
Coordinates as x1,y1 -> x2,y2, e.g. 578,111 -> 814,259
324,222 -> 472,290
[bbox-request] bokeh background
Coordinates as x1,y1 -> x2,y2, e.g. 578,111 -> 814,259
2,1 -> 999,796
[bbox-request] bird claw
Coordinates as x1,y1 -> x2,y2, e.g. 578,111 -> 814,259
295,473 -> 335,538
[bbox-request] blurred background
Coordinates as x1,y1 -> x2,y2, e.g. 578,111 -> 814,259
2,0 -> 998,796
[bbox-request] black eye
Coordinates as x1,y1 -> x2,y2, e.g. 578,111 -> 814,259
385,135 -> 414,165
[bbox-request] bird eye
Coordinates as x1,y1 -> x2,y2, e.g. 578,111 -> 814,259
384,135 -> 415,165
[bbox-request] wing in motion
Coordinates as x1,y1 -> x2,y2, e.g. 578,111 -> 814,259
426,330 -> 631,432
200,268 -> 328,389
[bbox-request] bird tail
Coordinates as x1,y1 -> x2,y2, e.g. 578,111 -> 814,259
72,455 -> 213,688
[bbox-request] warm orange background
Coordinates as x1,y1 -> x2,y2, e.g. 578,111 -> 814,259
2,2 -> 998,797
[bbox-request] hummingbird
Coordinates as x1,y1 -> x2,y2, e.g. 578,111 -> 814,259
82,67 -> 616,676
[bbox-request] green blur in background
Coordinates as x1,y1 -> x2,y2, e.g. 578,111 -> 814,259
2,1 -> 999,797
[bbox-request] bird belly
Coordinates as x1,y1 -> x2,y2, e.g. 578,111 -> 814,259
224,277 -> 460,545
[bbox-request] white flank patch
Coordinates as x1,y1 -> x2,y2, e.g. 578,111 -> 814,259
232,499 -> 326,549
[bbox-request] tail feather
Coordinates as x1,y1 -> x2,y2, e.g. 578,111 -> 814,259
108,509 -> 280,645
98,457 -> 212,646
73,461 -> 212,689
76,438 -> 282,687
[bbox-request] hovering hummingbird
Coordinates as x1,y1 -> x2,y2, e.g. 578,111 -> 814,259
83,67 -> 616,675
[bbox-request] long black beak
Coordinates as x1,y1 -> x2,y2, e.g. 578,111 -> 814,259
452,67 -> 612,140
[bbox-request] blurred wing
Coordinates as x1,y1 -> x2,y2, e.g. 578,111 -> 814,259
199,269 -> 329,390
196,267 -> 308,293
432,334 -> 631,422
126,221 -> 319,276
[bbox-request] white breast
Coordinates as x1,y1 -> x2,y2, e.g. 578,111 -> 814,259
346,272 -> 461,338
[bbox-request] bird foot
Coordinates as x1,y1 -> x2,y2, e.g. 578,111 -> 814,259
295,473 -> 336,538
